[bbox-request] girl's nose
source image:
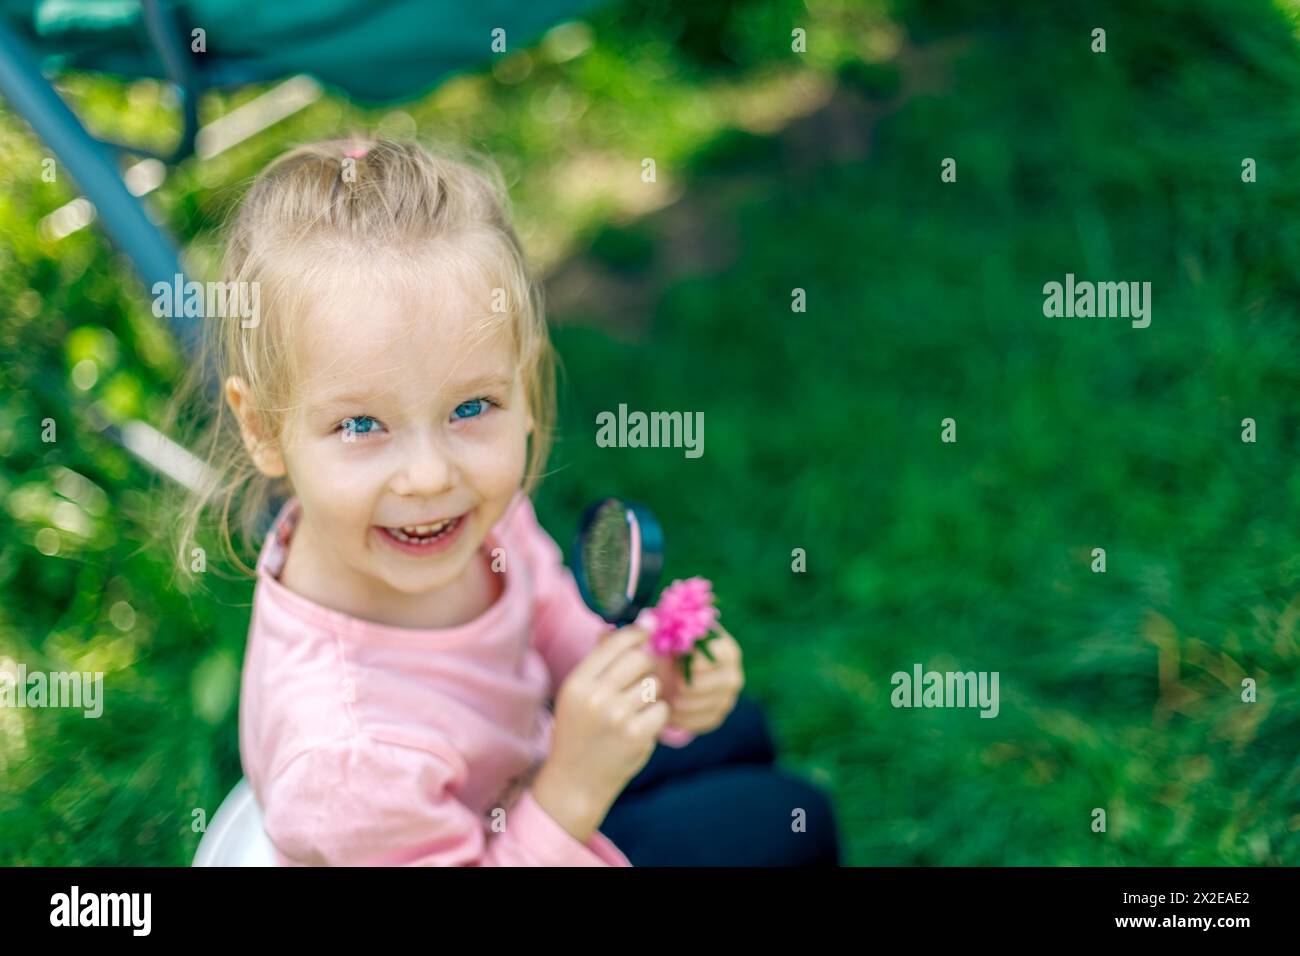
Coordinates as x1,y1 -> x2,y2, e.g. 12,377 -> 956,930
391,432 -> 456,498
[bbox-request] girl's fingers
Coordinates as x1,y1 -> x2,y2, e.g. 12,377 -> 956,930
605,646 -> 658,692
670,687 -> 734,716
619,678 -> 664,711
587,625 -> 651,678
689,649 -> 723,671
653,653 -> 680,695
709,629 -> 741,661
669,704 -> 720,725
694,632 -> 739,668
667,705 -> 727,732
677,665 -> 735,691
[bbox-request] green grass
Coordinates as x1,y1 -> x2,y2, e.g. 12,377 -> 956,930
2,0 -> 1299,865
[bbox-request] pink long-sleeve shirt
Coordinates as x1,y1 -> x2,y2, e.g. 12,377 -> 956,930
239,490 -> 693,866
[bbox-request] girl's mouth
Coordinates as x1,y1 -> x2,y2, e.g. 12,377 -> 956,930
376,514 -> 468,556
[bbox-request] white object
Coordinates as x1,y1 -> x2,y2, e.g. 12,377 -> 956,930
193,778 -> 279,867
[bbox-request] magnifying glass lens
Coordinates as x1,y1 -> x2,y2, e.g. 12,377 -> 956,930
572,497 -> 663,626
582,500 -> 633,619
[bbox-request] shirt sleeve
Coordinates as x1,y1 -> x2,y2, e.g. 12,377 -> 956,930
518,495 -> 695,749
261,735 -> 628,866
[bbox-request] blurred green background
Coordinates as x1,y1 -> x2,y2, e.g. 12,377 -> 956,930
2,0 -> 1299,865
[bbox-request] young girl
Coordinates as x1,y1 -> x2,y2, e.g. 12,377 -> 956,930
178,138 -> 841,866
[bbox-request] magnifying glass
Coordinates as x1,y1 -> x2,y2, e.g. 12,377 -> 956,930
570,497 -> 664,627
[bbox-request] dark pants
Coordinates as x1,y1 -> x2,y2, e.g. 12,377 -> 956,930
600,694 -> 842,866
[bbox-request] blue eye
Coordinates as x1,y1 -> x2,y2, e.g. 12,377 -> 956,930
453,398 -> 493,420
340,415 -> 383,437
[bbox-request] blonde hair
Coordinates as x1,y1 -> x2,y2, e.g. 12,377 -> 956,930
167,137 -> 556,580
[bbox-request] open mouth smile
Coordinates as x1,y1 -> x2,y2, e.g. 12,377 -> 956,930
376,514 -> 468,555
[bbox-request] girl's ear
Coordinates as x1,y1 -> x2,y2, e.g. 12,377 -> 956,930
224,376 -> 287,478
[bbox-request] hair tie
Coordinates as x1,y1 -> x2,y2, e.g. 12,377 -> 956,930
344,147 -> 370,159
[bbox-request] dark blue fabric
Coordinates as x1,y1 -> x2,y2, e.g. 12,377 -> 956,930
600,694 -> 842,866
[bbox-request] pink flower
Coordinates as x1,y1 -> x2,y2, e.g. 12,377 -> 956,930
638,577 -> 719,657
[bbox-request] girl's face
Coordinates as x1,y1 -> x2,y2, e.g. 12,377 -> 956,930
253,266 -> 533,603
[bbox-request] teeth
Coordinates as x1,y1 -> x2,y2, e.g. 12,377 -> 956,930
402,519 -> 452,535
388,516 -> 457,542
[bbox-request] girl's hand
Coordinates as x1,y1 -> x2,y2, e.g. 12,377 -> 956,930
539,625 -> 671,839
658,623 -> 743,736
